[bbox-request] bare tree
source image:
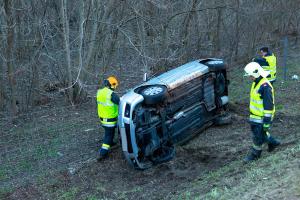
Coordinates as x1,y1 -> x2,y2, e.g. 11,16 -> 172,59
60,0 -> 73,104
0,0 -> 299,113
233,0 -> 240,59
73,0 -> 85,103
4,0 -> 17,116
81,0 -> 100,83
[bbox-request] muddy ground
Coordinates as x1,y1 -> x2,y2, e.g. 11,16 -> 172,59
1,63 -> 300,199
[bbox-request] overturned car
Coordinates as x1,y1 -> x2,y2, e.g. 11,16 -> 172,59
118,58 -> 230,169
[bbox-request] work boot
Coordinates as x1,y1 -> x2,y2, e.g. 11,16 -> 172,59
111,141 -> 118,147
268,136 -> 280,152
97,149 -> 109,162
243,148 -> 262,163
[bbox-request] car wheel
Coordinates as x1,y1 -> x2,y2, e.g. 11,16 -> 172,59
205,60 -> 225,71
140,85 -> 167,105
214,113 -> 232,125
216,73 -> 226,95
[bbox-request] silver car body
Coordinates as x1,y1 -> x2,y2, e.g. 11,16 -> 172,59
118,59 -> 222,168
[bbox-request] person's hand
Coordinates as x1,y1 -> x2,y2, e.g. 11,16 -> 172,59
263,123 -> 270,132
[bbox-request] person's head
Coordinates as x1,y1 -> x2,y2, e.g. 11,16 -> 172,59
103,76 -> 119,90
260,46 -> 269,56
244,62 -> 269,80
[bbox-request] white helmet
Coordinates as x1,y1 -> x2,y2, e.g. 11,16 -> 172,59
244,62 -> 269,78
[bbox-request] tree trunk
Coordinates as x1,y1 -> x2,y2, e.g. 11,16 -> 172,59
61,0 -> 73,104
0,59 -> 4,111
93,0 -> 117,74
180,0 -> 198,49
233,0 -> 240,59
213,7 -> 222,55
31,60 -> 40,106
73,1 -> 86,103
4,0 -> 17,116
80,0 -> 100,83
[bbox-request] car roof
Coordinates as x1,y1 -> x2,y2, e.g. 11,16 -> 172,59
142,60 -> 209,90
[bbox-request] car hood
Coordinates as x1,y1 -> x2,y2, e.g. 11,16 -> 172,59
141,60 -> 209,90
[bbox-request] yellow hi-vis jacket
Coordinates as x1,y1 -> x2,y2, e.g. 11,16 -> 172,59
249,78 -> 275,123
262,54 -> 277,82
97,87 -> 118,127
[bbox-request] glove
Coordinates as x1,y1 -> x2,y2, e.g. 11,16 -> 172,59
263,123 -> 270,132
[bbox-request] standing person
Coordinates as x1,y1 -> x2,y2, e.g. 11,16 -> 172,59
243,62 -> 280,162
96,76 -> 120,161
253,47 -> 277,85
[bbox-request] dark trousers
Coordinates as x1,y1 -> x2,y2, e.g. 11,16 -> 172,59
103,126 -> 115,147
250,122 -> 277,148
99,126 -> 116,155
250,123 -> 267,147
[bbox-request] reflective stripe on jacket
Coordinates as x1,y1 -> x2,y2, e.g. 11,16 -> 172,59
97,87 -> 118,126
249,78 -> 275,123
262,54 -> 277,82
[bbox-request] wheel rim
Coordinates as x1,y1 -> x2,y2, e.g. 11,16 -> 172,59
143,86 -> 163,96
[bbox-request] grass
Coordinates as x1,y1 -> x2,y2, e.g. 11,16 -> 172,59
229,59 -> 300,104
0,167 -> 8,181
0,105 -> 101,200
207,188 -> 220,199
174,130 -> 300,200
86,196 -> 101,200
33,137 -> 63,160
18,159 -> 34,172
0,187 -> 13,199
115,186 -> 143,199
295,184 -> 300,197
276,104 -> 284,110
2,137 -> 61,180
57,187 -> 79,200
1,109 -> 99,177
95,183 -> 108,193
228,67 -> 250,103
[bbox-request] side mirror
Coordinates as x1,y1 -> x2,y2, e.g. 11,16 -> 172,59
143,73 -> 148,82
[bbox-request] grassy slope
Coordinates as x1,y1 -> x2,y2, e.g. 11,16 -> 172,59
0,104 -> 100,199
172,55 -> 300,199
174,142 -> 300,200
1,51 -> 299,200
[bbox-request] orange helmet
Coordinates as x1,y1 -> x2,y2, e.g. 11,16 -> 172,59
106,76 -> 119,89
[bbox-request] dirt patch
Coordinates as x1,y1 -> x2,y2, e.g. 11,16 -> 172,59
5,185 -> 41,200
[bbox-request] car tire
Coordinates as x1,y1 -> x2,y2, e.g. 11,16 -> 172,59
205,59 -> 225,71
214,113 -> 232,125
216,73 -> 226,95
140,85 -> 167,105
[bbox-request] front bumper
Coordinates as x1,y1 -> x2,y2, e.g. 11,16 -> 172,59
118,91 -> 152,169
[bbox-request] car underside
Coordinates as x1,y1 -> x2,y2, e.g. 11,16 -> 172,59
118,58 -> 230,169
